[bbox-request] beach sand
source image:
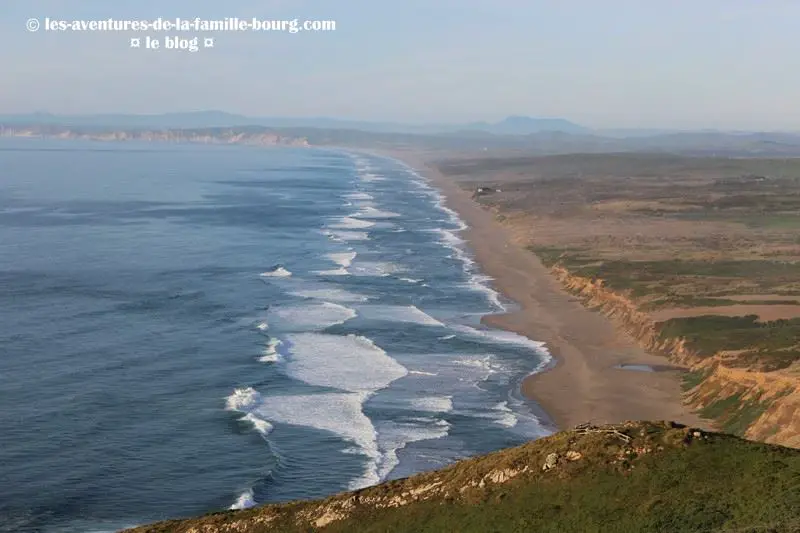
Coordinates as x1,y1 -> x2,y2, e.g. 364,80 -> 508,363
386,150 -> 710,431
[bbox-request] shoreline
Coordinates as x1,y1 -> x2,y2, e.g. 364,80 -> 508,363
381,149 -> 710,431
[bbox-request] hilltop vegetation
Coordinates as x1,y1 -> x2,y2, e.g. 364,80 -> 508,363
124,422 -> 800,533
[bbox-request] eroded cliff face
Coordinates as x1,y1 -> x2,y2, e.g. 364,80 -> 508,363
550,266 -> 800,448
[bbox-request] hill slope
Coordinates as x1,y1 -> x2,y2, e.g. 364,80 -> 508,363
124,422 -> 800,533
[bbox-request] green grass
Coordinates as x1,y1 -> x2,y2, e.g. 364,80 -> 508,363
682,369 -> 710,391
575,259 -> 798,284
693,391 -> 785,437
741,214 -> 800,229
740,299 -> 800,305
127,422 -> 800,533
699,393 -> 745,420
527,251 -> 800,301
657,314 -> 800,355
730,350 -> 800,372
528,246 -> 589,268
531,248 -> 800,370
643,296 -> 800,310
642,296 -> 741,310
721,398 -> 771,436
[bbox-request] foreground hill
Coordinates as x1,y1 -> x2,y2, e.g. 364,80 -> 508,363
124,422 -> 800,533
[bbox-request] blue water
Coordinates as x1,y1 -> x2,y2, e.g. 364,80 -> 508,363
0,139 -> 553,532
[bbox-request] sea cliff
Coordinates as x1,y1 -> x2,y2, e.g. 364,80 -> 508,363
547,264 -> 800,447
0,125 -> 309,147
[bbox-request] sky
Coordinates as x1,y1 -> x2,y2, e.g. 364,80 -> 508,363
1,0 -> 798,130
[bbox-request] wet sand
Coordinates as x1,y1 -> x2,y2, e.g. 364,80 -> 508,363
385,149 -> 710,431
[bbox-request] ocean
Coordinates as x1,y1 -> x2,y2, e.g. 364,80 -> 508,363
0,139 -> 552,532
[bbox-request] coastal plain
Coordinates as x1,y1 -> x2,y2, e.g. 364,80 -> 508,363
400,151 -> 800,446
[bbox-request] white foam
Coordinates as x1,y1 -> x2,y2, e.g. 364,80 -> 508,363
256,321 -> 269,331
226,387 -> 275,437
453,355 -> 504,372
229,488 -> 256,510
258,391 -> 381,489
284,333 -> 408,392
226,387 -> 262,412
240,327 -> 412,490
410,178 -> 434,191
360,172 -> 384,182
465,273 -> 505,311
326,251 -> 358,268
414,181 -> 505,314
438,334 -> 456,340
429,227 -> 464,247
405,353 -> 503,384
465,401 -> 520,429
258,338 -> 283,363
289,287 -> 367,302
322,229 -> 371,242
492,401 -> 519,428
450,324 -> 550,357
242,413 -> 275,435
0,207 -> 41,214
398,277 -> 422,284
375,418 -> 451,480
437,202 -> 466,231
353,206 -> 400,219
450,355 -> 506,382
268,302 -> 357,332
349,261 -> 405,277
329,216 -> 375,230
430,228 -> 475,269
260,266 -> 292,278
409,396 -> 453,413
314,267 -> 350,276
257,352 -> 280,363
224,364 -> 387,490
343,191 -> 374,201
357,305 -> 444,327
352,199 -> 378,209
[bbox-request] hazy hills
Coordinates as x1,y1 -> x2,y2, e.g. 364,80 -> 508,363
0,112 -> 589,135
4,113 -> 800,156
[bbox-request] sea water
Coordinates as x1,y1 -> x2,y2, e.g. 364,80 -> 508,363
0,139 -> 553,532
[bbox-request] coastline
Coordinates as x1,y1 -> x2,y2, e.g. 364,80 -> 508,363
381,149 -> 710,431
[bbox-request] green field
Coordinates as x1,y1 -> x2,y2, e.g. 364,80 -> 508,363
657,315 -> 800,371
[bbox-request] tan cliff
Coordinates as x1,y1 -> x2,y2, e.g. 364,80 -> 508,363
549,265 -> 800,448
0,126 -> 309,147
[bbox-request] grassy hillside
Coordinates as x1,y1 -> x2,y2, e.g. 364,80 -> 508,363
124,422 -> 800,533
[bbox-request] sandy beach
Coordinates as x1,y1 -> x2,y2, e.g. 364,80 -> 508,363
386,150 -> 710,431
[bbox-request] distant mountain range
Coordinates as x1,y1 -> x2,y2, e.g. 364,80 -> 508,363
5,112 -> 800,157
0,111 -> 592,136
2,111 -> 798,139
5,121 -> 800,157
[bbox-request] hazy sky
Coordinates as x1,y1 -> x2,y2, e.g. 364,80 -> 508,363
1,0 -> 798,129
